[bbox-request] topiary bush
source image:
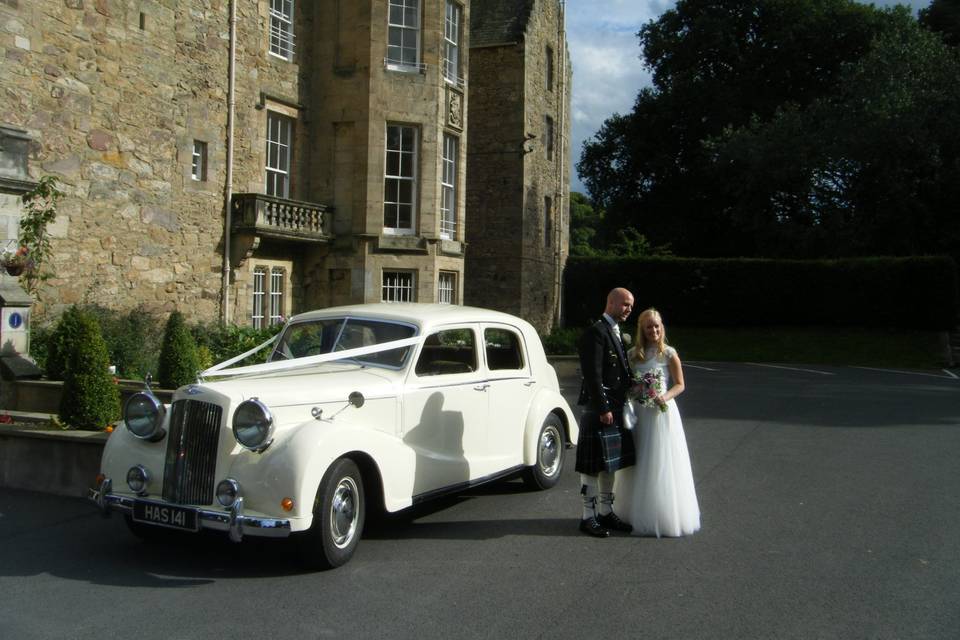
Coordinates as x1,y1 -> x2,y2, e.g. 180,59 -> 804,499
58,311 -> 121,430
89,304 -> 162,381
44,305 -> 85,380
158,311 -> 201,389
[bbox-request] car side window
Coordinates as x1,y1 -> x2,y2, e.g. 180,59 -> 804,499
484,327 -> 525,371
415,328 -> 477,376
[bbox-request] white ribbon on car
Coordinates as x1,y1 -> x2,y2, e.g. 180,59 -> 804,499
198,335 -> 423,380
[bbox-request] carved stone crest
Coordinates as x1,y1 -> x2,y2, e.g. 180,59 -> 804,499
448,91 -> 462,130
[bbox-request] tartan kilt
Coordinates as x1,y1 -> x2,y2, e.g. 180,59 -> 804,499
574,409 -> 636,474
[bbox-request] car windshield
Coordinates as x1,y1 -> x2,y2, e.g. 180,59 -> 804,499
270,317 -> 417,368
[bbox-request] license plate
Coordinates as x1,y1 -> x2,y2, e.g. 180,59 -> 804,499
132,500 -> 199,532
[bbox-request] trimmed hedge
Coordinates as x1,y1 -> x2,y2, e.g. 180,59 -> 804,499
158,311 -> 201,389
563,256 -> 958,330
58,311 -> 121,430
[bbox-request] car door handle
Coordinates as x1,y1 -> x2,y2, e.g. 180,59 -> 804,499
524,380 -> 536,386
473,384 -> 490,391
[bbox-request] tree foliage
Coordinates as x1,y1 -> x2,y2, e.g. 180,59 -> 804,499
58,311 -> 121,430
578,0 -> 960,263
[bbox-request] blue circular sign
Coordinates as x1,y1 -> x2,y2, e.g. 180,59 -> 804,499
8,312 -> 22,329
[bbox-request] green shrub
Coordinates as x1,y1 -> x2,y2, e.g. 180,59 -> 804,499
191,322 -> 283,368
58,312 -> 121,430
539,326 -> 581,355
44,305 -> 85,380
88,305 -> 162,381
158,311 -> 201,389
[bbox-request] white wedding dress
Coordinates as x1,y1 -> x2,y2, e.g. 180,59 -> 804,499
614,346 -> 701,537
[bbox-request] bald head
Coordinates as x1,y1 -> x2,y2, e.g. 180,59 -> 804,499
604,287 -> 634,323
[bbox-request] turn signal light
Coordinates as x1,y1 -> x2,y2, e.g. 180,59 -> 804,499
281,498 -> 294,512
95,473 -> 105,485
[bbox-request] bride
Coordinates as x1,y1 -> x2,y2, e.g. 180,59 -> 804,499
615,307 -> 700,537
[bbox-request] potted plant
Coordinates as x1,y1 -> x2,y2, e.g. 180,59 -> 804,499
0,245 -> 32,277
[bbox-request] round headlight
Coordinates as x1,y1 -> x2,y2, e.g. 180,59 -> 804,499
216,479 -> 241,507
124,392 -> 166,440
126,465 -> 150,494
232,398 -> 274,451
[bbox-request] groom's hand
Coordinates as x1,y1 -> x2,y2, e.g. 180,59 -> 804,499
599,411 -> 613,425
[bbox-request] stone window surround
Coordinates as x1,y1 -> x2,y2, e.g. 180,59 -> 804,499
440,132 -> 458,240
269,0 -> 296,61
386,0 -> 422,72
438,270 -> 457,304
191,140 -> 208,182
546,44 -> 554,92
382,269 -> 416,302
383,123 -> 419,236
265,109 -> 295,199
443,1 -> 463,86
251,261 -> 290,328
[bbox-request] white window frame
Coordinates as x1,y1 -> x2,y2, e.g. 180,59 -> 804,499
191,140 -> 207,181
386,0 -> 421,71
382,270 -> 415,302
266,111 -> 293,198
269,0 -> 296,61
269,268 -> 284,325
441,133 -> 458,239
438,271 -> 456,304
384,124 -> 418,235
252,267 -> 267,329
443,2 -> 462,86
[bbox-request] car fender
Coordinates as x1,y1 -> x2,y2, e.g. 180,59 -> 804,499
522,387 -> 578,466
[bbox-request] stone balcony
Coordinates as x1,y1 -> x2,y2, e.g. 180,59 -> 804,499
230,193 -> 333,266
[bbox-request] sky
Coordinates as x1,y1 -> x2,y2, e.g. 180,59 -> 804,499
564,0 -> 932,195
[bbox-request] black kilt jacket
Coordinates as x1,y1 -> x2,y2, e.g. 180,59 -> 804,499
574,319 -> 636,475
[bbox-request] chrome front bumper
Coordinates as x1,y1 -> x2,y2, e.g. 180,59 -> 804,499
88,477 -> 291,542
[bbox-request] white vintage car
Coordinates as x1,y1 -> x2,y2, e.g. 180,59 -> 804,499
90,303 -> 577,568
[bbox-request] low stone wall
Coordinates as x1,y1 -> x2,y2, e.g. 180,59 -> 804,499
0,428 -> 107,498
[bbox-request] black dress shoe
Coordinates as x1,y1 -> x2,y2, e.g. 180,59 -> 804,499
597,512 -> 633,533
579,517 -> 610,538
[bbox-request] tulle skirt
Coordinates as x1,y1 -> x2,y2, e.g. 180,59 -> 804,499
614,399 -> 701,537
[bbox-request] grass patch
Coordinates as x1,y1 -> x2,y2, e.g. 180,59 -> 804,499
667,326 -> 947,370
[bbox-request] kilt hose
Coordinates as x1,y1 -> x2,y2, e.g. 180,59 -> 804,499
574,407 -> 636,475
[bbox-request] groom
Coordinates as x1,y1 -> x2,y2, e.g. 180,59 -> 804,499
575,287 -> 637,537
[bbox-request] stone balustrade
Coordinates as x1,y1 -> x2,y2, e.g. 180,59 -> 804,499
231,193 -> 332,243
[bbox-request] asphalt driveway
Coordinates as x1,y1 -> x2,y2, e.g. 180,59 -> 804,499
0,361 -> 957,639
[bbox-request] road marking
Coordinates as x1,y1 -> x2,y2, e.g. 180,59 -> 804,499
944,369 -> 959,380
744,362 -> 835,376
852,366 -> 959,380
684,363 -> 719,372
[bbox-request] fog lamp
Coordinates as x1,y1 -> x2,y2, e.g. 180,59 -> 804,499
126,465 -> 149,494
216,479 -> 241,507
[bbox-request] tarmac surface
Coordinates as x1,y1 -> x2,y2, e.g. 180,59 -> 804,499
0,361 -> 957,639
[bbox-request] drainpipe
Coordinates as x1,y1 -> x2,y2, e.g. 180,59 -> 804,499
555,0 -> 567,328
221,0 -> 238,325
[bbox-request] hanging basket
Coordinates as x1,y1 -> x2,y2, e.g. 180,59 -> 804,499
4,264 -> 24,276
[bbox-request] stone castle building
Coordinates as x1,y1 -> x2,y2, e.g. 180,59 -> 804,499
466,0 -> 570,330
0,0 -> 570,332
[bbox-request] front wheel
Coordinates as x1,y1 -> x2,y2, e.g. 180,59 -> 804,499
299,458 -> 365,570
523,413 -> 565,490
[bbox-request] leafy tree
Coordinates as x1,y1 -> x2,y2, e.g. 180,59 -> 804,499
710,11 -> 960,260
569,192 -> 671,257
158,311 -> 201,389
578,0 -> 905,257
920,0 -> 960,47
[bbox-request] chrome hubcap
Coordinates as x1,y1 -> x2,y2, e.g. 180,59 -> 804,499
330,476 -> 359,548
539,426 -> 561,477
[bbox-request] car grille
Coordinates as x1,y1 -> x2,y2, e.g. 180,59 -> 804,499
162,399 -> 223,505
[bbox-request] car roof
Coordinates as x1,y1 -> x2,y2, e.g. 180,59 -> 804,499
289,303 -> 532,330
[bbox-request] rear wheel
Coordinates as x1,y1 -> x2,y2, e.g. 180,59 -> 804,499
299,458 -> 365,570
524,413 -> 565,490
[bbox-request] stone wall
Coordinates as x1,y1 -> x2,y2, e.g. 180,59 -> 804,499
465,0 -> 571,331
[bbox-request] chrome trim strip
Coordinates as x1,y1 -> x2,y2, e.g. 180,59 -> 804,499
87,483 -> 291,539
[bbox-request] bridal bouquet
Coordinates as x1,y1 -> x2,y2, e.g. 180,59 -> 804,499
628,369 -> 668,413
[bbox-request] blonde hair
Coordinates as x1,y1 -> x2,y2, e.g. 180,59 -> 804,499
634,307 -> 669,359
